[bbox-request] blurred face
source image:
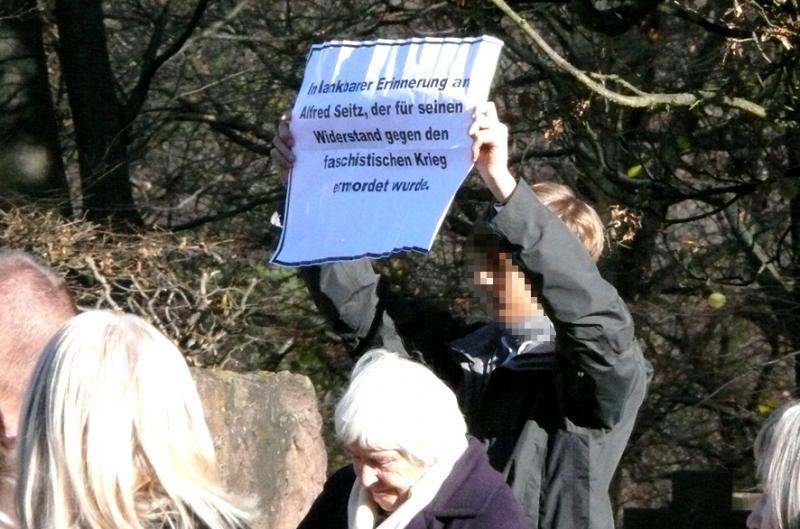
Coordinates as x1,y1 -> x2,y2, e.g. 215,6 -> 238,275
468,247 -> 542,325
348,444 -> 428,512
747,492 -> 774,529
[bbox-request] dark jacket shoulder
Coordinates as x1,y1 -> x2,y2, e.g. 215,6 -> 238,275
416,441 -> 525,529
433,443 -> 501,516
296,465 -> 353,529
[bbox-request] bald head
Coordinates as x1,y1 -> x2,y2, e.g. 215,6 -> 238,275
0,249 -> 76,438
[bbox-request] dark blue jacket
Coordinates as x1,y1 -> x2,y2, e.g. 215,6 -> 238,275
296,440 -> 526,529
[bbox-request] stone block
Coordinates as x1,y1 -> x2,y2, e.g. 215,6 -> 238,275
192,368 -> 326,529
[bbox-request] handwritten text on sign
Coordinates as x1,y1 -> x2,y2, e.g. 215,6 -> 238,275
272,36 -> 503,266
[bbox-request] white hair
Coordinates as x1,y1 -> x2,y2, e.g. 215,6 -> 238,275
754,401 -> 800,529
334,349 -> 467,465
16,310 -> 250,529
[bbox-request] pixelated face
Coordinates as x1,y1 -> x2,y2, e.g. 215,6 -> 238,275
467,243 -> 543,325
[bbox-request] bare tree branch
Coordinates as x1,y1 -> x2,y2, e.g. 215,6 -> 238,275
170,194 -> 279,231
171,111 -> 273,155
488,0 -> 767,118
571,0 -> 661,36
123,0 -> 212,124
658,3 -> 753,39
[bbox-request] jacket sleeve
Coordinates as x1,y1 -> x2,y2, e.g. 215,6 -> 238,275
484,181 -> 649,429
298,260 -> 407,357
297,260 -> 469,383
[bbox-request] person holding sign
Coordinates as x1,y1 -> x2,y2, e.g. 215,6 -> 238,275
272,103 -> 650,529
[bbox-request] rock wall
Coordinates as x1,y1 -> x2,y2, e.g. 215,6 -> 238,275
192,369 -> 326,529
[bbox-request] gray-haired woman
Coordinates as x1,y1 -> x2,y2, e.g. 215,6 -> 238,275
297,349 -> 525,529
748,401 -> 800,529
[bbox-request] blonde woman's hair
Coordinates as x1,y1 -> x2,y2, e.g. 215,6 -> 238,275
532,182 -> 605,261
753,401 -> 800,529
16,310 -> 250,529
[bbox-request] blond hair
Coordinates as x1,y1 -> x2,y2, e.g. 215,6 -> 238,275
16,310 -> 250,529
753,401 -> 800,529
532,182 -> 605,261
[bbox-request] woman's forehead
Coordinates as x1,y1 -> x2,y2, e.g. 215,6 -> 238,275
346,444 -> 401,458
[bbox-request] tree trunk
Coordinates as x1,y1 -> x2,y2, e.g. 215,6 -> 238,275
788,138 -> 800,396
0,0 -> 70,212
54,0 -> 140,225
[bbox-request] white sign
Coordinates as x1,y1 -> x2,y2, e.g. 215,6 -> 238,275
272,36 -> 503,266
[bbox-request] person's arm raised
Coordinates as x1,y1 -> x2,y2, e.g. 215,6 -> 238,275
469,101 -> 517,204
